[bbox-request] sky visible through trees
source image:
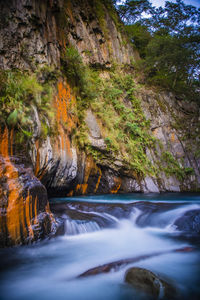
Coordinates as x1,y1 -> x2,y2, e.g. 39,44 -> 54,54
115,0 -> 200,101
151,0 -> 200,8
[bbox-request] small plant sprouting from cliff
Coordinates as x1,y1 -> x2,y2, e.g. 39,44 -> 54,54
161,151 -> 194,181
61,46 -> 101,109
0,69 -> 55,140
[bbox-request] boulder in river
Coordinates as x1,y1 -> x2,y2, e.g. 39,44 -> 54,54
125,267 -> 177,299
174,209 -> 200,234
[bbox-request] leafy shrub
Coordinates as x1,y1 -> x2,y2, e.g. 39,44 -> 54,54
161,151 -> 194,180
0,69 -> 54,139
61,46 -> 101,107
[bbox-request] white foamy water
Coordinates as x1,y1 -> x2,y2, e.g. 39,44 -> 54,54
0,193 -> 200,300
65,219 -> 101,235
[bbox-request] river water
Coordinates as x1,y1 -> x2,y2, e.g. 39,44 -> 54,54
0,193 -> 200,300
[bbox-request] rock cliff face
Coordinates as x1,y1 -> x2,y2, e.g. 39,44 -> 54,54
0,0 -> 61,69
0,127 -> 56,246
0,0 -> 137,69
0,0 -> 199,245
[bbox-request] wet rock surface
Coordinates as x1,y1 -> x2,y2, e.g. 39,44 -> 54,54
77,246 -> 193,279
50,198 -> 200,248
125,267 -> 177,300
50,200 -> 181,226
174,209 -> 200,234
0,128 -> 56,247
0,155 -> 56,247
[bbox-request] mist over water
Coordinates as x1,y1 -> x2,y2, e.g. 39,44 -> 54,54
0,193 -> 200,300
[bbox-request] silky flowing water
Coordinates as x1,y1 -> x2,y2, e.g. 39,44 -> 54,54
0,193 -> 200,300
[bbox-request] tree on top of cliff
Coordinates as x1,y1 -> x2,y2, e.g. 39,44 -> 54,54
116,0 -> 200,101
117,0 -> 153,23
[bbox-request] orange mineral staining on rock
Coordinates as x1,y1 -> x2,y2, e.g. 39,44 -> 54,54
94,167 -> 102,193
6,173 -> 22,242
84,156 -> 95,183
54,81 -> 78,160
81,183 -> 88,195
56,81 -> 68,123
74,157 -> 102,195
0,127 -> 23,242
0,127 -> 9,157
45,201 -> 56,223
67,190 -> 74,197
10,128 -> 14,156
34,196 -> 38,225
171,132 -> 176,143
111,177 -> 121,194
81,156 -> 98,195
75,183 -> 88,195
76,184 -> 81,192
0,127 -> 41,244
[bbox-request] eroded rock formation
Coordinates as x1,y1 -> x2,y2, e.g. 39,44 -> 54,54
0,127 -> 56,246
0,0 -> 199,245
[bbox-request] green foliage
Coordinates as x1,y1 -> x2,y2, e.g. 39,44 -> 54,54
93,0 -> 108,37
71,65 -> 156,177
61,47 -> 84,85
0,69 -> 55,140
125,23 -> 151,58
89,71 -> 156,176
117,0 -> 200,101
161,151 -> 194,180
41,121 -> 49,139
62,47 -> 193,181
38,65 -> 61,83
139,33 -> 200,99
105,136 -> 118,151
92,0 -> 123,37
7,109 -> 18,127
74,124 -> 89,149
61,46 -> 101,108
21,129 -> 33,138
117,0 -> 152,24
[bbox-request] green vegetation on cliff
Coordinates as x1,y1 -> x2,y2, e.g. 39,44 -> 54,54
90,71 -> 157,176
61,46 -> 157,177
0,68 -> 57,141
61,44 -> 195,182
0,0 -> 197,189
61,47 -> 100,108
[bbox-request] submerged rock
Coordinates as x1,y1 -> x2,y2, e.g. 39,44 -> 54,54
174,209 -> 200,234
125,267 -> 177,299
77,247 -> 193,278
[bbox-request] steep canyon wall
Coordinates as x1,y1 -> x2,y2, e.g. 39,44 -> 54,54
0,0 -> 199,245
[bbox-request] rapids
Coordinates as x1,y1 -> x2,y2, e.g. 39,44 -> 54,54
0,193 -> 200,300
